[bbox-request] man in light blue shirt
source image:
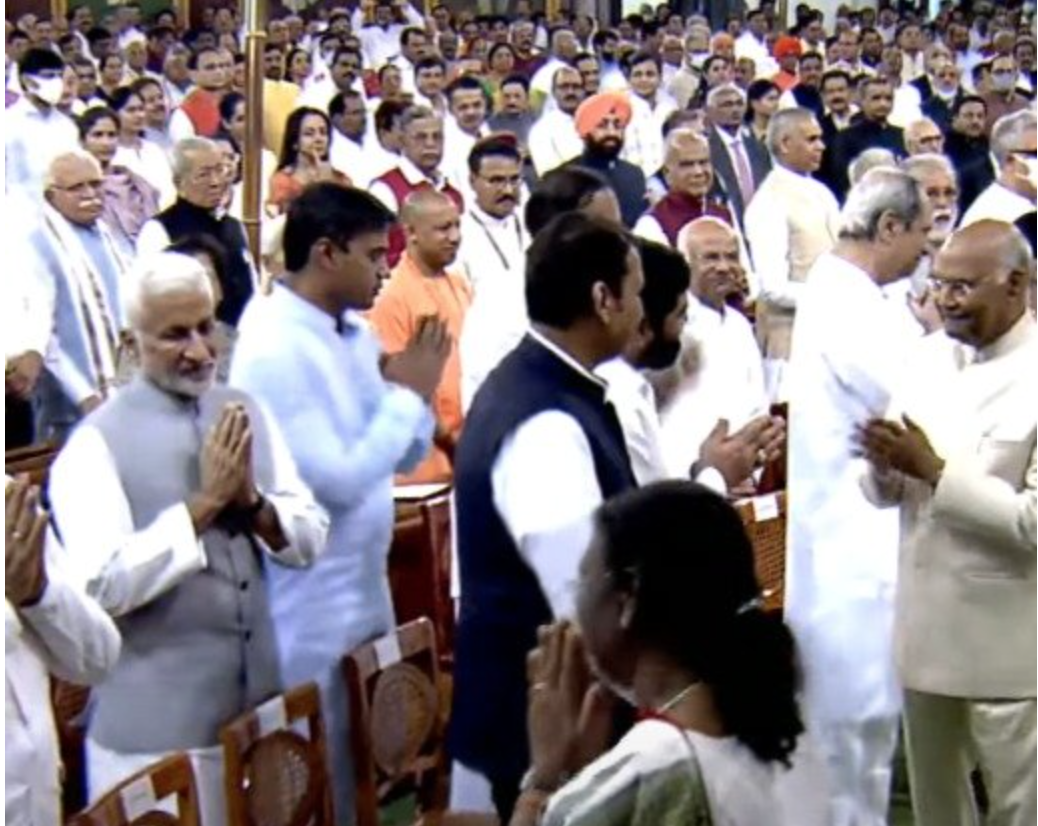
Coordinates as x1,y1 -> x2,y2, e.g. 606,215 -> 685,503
230,183 -> 450,823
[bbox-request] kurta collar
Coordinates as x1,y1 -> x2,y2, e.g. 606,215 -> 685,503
973,312 -> 1035,364
271,281 -> 357,337
528,328 -> 608,390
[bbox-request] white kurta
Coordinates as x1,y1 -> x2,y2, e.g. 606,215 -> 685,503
6,533 -> 121,826
528,109 -> 583,177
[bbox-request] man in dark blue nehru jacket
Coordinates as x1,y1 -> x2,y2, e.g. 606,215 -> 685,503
450,212 -> 643,821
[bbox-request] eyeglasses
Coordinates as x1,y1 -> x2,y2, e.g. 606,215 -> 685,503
927,275 -> 980,301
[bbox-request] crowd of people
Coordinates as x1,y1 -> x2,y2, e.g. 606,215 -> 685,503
4,0 -> 1037,825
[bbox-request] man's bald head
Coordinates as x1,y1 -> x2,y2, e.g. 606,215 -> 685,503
402,189 -> 461,271
44,151 -> 104,226
678,217 -> 741,310
933,220 -> 1033,348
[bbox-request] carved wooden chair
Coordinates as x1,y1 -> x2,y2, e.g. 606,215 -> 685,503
221,683 -> 334,826
735,491 -> 787,613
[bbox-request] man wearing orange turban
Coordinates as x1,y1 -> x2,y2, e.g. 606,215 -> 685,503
772,35 -> 802,91
564,91 -> 647,227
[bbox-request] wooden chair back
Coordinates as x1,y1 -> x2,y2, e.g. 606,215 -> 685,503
735,491 -> 787,613
69,753 -> 200,826
53,678 -> 93,815
757,403 -> 788,495
389,490 -> 455,668
5,441 -> 60,487
221,683 -> 334,826
343,618 -> 449,826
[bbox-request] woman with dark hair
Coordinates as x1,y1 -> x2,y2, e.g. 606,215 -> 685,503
745,78 -> 781,144
486,42 -> 517,103
78,105 -> 160,250
524,167 -> 621,235
268,106 -> 350,213
286,46 -> 312,86
215,91 -> 277,217
510,481 -> 821,825
97,52 -> 126,101
109,86 -> 175,205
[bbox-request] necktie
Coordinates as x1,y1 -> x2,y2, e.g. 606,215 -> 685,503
731,135 -> 756,206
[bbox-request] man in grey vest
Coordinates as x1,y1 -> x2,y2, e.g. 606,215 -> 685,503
49,251 -> 329,826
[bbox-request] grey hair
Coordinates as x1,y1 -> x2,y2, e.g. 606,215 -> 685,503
42,150 -> 102,190
171,137 -> 220,180
664,127 -> 709,156
840,167 -> 926,241
399,104 -> 440,131
991,109 -> 1037,166
766,107 -> 816,157
125,251 -> 215,329
901,152 -> 957,186
706,82 -> 746,108
848,147 -> 898,187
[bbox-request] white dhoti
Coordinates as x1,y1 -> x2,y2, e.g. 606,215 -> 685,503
86,739 -> 226,826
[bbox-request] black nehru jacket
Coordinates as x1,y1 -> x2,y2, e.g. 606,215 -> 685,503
831,116 -> 906,198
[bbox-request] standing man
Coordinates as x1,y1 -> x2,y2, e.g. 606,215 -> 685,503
859,220 -> 1036,826
831,77 -> 906,198
368,190 -> 471,484
786,168 -> 932,826
329,90 -> 384,189
5,49 -> 79,211
231,185 -> 447,821
744,108 -> 840,400
50,252 -> 327,825
169,47 -> 233,140
457,136 -> 529,410
960,110 -> 1036,228
565,91 -> 647,227
138,139 -> 257,328
450,213 -> 642,821
442,75 -> 490,201
527,66 -> 585,177
705,83 -> 771,228
370,105 -> 464,266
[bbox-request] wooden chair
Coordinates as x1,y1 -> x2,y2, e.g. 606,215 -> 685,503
69,753 -> 200,826
756,403 -> 788,495
221,683 -> 334,826
5,440 -> 60,487
390,489 -> 455,669
735,491 -> 787,613
343,618 -> 498,826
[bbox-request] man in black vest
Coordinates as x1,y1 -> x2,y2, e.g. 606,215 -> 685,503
449,213 -> 642,821
137,137 -> 256,326
831,76 -> 906,199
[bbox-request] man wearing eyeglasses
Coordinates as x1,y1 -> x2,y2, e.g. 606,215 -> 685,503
11,151 -> 131,440
961,109 -> 1037,228
137,138 -> 257,327
858,220 -> 1037,826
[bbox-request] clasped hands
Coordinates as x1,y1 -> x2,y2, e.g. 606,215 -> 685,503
855,414 -> 945,486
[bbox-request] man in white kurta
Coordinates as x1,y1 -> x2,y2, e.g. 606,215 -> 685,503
230,184 -> 444,823
49,253 -> 327,826
6,477 -> 121,826
785,168 -> 933,826
527,66 -> 586,177
743,108 -> 840,401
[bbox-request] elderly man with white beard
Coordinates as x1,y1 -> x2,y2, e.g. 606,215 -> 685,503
899,153 -> 961,335
48,252 -> 328,826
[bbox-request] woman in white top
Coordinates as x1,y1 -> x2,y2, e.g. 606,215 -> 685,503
510,482 -> 825,826
109,86 -> 176,207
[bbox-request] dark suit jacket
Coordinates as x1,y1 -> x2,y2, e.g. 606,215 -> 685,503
831,117 -> 906,198
707,125 -> 771,228
564,151 -> 647,228
945,131 -> 996,213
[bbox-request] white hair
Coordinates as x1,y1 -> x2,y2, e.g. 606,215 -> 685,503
676,215 -> 736,262
766,107 -> 816,157
991,109 -> 1037,166
664,127 -> 708,157
901,152 -> 957,185
848,147 -> 898,187
42,150 -> 102,190
840,167 -> 926,241
171,137 -> 220,180
706,82 -> 746,108
126,251 -> 215,329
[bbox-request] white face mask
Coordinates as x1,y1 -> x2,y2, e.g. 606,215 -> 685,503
30,76 -> 65,106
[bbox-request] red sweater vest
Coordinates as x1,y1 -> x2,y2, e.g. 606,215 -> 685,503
180,88 -> 222,138
649,191 -> 733,246
375,167 -> 464,266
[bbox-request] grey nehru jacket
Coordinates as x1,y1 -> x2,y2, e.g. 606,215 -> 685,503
86,378 -> 290,753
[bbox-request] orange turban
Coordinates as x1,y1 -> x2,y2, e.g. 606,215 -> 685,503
773,35 -> 802,59
574,92 -> 633,139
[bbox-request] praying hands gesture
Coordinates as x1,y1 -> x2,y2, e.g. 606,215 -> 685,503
5,477 -> 49,608
524,622 -> 616,795
382,315 -> 452,401
699,415 -> 786,492
856,415 -> 945,487
189,403 -> 254,533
